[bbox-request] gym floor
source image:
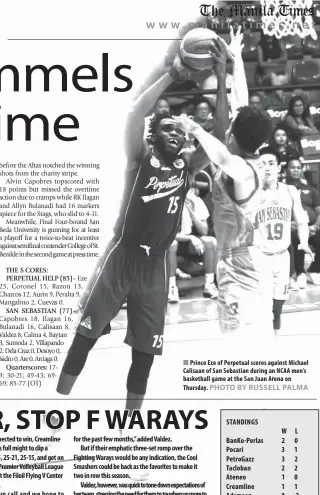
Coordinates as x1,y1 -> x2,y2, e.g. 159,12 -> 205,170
29,277 -> 318,401
111,277 -> 320,330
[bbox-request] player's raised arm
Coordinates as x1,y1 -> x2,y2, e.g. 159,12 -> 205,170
188,38 -> 229,176
290,185 -> 314,257
125,56 -> 192,164
176,114 -> 253,183
208,38 -> 229,143
226,26 -> 249,119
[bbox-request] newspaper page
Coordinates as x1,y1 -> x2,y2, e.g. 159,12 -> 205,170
0,1 -> 320,494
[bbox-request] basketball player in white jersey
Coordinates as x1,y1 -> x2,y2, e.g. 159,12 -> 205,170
256,147 -> 312,330
175,29 -> 274,337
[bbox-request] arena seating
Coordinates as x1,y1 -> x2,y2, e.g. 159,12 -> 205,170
194,170 -> 213,195
292,60 -> 320,84
313,2 -> 320,24
303,35 -> 320,57
242,32 -> 258,61
284,35 -> 304,60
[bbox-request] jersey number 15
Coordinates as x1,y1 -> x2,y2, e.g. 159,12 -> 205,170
167,196 -> 179,214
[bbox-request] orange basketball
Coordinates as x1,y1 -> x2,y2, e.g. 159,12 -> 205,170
180,28 -> 219,70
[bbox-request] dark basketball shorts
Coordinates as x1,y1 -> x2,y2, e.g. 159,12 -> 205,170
77,238 -> 167,356
217,246 -> 273,337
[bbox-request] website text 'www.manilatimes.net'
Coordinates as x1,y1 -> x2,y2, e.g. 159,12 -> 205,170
145,20 -> 263,31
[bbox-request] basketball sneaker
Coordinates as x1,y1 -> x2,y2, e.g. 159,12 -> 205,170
176,268 -> 191,280
297,273 -> 307,289
289,276 -> 299,291
307,272 -> 320,285
203,281 -> 218,299
168,285 -> 179,303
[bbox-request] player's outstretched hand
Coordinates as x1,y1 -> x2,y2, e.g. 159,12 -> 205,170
173,114 -> 201,134
209,37 -> 226,76
298,243 -> 315,261
223,25 -> 244,64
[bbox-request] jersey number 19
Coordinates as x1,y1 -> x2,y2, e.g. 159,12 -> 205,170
267,222 -> 284,240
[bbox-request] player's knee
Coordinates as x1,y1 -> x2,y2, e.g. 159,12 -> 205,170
200,236 -> 216,250
127,349 -> 155,396
62,334 -> 98,375
168,239 -> 178,253
72,333 -> 97,354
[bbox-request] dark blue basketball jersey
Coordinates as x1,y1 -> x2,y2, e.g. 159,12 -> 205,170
114,149 -> 189,253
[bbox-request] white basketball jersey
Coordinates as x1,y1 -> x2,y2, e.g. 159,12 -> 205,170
253,183 -> 293,254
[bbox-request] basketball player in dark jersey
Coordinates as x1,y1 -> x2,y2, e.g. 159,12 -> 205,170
56,39 -> 230,409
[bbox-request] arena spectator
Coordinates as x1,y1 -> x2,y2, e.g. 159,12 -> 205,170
282,96 -> 318,152
249,92 -> 264,111
269,125 -> 300,180
192,99 -> 215,132
167,188 -> 218,303
179,102 -> 195,116
286,158 -> 320,287
269,126 -> 298,162
264,89 -> 289,108
256,31 -> 289,95
154,97 -> 170,114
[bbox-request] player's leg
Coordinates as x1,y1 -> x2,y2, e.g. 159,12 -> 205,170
125,253 -> 167,411
77,241 -> 115,311
200,235 -> 218,298
126,349 -> 155,414
272,251 -> 290,331
272,299 -> 285,330
291,229 -> 307,288
288,244 -> 298,290
57,334 -> 98,394
216,256 -> 243,334
307,231 -> 320,285
167,240 -> 179,303
56,242 -> 132,395
217,249 -> 273,337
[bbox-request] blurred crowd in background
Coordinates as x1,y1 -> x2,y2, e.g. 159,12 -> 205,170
142,2 -> 320,301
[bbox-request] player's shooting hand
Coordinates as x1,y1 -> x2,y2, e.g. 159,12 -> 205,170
173,114 -> 201,134
298,243 -> 315,260
209,38 -> 226,76
189,235 -> 204,255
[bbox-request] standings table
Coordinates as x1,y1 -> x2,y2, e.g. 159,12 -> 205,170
220,409 -> 319,495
